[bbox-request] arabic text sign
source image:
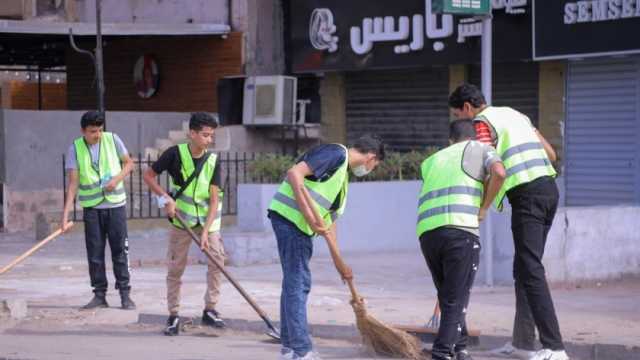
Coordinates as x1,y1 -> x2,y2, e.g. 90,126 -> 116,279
289,0 -> 532,73
432,0 -> 491,15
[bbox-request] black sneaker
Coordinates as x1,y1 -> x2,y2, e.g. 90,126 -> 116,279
456,350 -> 473,360
82,293 -> 108,309
202,309 -> 226,328
120,291 -> 136,310
164,315 -> 180,336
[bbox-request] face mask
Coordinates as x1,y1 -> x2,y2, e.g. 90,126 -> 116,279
352,164 -> 372,177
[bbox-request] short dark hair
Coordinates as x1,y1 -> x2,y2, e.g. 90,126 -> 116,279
80,111 -> 104,129
448,83 -> 486,109
352,134 -> 386,161
449,119 -> 476,142
189,112 -> 218,131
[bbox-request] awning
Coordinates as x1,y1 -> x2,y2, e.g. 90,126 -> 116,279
0,19 -> 230,36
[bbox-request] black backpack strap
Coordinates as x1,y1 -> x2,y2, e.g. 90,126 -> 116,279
171,151 -> 212,201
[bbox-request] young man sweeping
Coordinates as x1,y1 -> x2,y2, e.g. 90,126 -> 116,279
417,120 -> 505,360
449,83 -> 568,360
61,111 -> 136,310
143,113 -> 225,336
268,135 -> 385,360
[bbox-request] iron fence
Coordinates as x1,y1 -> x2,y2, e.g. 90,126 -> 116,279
62,152 -> 261,221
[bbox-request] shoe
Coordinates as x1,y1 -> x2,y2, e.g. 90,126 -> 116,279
456,349 -> 474,360
164,315 -> 180,336
202,308 -> 226,328
279,347 -> 294,360
490,342 -> 536,359
294,352 -> 322,360
120,291 -> 136,310
528,349 -> 569,360
82,293 -> 108,309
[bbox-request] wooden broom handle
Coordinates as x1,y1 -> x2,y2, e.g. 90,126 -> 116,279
298,185 -> 361,302
0,222 -> 74,275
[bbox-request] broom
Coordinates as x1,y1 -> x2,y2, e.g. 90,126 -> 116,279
299,189 -> 424,360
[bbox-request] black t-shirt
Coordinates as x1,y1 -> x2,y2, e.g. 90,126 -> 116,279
298,144 -> 346,182
151,145 -> 222,188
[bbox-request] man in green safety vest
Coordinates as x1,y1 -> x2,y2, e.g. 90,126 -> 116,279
418,120 -> 505,360
61,111 -> 135,310
268,134 -> 385,360
449,84 -> 569,360
144,113 -> 226,336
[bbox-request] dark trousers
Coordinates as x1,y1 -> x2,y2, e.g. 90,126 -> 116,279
420,227 -> 480,360
512,278 -> 537,350
83,206 -> 131,294
507,176 -> 564,351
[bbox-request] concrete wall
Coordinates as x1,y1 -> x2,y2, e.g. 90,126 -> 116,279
232,180 -> 640,284
538,61 -> 566,173
78,0 -> 228,25
319,73 -> 347,144
234,0 -> 285,76
1,109 -> 185,191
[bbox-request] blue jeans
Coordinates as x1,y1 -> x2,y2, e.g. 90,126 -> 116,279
270,212 -> 313,356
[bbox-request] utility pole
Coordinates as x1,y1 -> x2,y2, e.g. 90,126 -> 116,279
95,0 -> 106,127
481,12 -> 493,287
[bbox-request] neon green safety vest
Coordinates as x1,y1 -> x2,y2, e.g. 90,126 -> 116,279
268,144 -> 349,236
170,144 -> 223,233
475,106 -> 556,210
416,141 -> 483,237
74,132 -> 126,208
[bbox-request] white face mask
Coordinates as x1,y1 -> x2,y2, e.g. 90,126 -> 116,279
352,164 -> 372,177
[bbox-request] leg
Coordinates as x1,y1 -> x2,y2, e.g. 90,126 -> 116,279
204,231 -> 226,310
271,216 -> 314,357
83,207 -> 108,294
512,271 -> 537,351
455,236 -> 481,354
166,227 -> 191,315
425,229 -> 477,360
105,206 -> 131,292
511,188 -> 564,351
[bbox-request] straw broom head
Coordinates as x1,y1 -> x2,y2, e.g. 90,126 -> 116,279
351,299 -> 426,360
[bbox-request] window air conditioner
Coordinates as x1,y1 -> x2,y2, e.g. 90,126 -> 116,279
242,76 -> 297,126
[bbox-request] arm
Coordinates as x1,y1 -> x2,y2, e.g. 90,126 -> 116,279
478,162 -> 506,221
199,184 -> 221,250
535,130 -> 557,162
143,167 -> 176,218
61,170 -> 79,233
104,154 -> 134,191
287,162 -> 328,235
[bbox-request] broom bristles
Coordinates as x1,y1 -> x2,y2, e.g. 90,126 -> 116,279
352,301 -> 425,360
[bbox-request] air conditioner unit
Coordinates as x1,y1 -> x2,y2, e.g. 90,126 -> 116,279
242,76 -> 297,126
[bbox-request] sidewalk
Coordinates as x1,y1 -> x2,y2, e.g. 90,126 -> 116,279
1,225 -> 640,359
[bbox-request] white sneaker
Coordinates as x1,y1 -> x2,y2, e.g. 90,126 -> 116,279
279,347 -> 294,360
528,349 -> 569,360
490,342 -> 535,359
294,351 -> 323,360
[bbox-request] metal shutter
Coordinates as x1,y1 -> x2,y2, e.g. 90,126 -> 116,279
345,68 -> 450,152
469,62 -> 540,126
565,57 -> 640,206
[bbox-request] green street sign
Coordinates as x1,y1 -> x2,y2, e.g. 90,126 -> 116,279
432,0 -> 491,15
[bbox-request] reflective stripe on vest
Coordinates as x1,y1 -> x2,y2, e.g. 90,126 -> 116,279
268,144 -> 349,236
475,106 -> 556,210
170,144 -> 223,233
74,132 -> 126,208
416,141 -> 483,237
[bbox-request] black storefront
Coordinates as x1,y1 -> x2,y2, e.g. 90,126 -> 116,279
534,0 -> 640,206
287,0 -> 539,151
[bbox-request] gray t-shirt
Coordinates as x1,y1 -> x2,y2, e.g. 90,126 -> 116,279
66,133 -> 128,209
449,141 -> 502,236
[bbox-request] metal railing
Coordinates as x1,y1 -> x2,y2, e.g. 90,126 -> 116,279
62,152 -> 261,221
